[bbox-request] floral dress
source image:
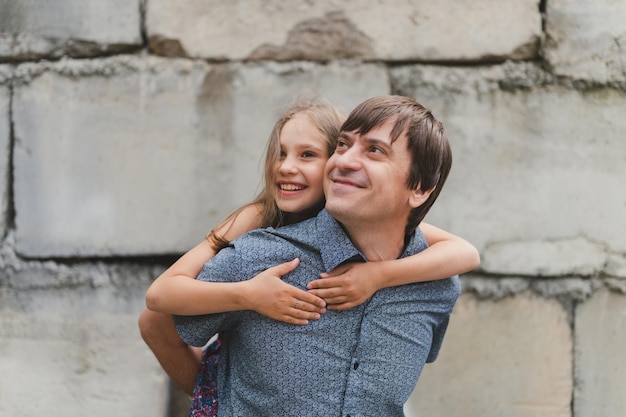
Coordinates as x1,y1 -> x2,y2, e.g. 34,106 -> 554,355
189,338 -> 221,417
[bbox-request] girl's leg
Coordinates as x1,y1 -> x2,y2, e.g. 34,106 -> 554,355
138,308 -> 202,395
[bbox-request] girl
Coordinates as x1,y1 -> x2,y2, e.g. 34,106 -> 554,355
140,96 -> 479,416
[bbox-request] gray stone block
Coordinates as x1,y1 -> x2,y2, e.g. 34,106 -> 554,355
575,289 -> 626,417
0,0 -> 142,60
391,63 -> 626,276
13,57 -> 225,257
0,286 -> 168,417
545,0 -> 626,83
13,56 -> 388,257
406,292 -> 572,417
481,237 -> 608,277
146,0 -> 541,61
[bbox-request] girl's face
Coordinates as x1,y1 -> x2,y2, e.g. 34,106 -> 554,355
274,113 -> 329,222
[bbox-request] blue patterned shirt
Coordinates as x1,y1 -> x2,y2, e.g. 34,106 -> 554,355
175,209 -> 461,417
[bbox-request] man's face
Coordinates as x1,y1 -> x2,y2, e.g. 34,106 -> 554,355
323,120 -> 430,229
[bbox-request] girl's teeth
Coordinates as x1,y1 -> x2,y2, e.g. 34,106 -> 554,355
281,184 -> 303,191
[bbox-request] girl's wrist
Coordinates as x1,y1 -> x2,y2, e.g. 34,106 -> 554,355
373,261 -> 390,290
233,281 -> 251,311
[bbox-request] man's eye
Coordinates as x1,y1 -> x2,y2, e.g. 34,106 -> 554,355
370,146 -> 384,154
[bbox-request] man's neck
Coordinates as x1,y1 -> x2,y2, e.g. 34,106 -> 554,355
341,221 -> 407,261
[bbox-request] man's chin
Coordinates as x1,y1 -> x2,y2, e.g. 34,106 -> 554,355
325,200 -> 352,221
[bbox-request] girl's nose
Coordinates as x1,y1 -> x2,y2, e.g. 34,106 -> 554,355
279,156 -> 298,175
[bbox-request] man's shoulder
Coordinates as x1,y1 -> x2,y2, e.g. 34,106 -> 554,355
222,212 -> 328,265
403,227 -> 429,255
201,220 -> 320,282
421,275 -> 462,302
398,229 -> 462,300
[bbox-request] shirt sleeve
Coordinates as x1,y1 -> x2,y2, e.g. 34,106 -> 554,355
173,244 -> 248,347
426,276 -> 462,363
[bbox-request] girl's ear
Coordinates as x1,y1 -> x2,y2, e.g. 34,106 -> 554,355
408,186 -> 433,209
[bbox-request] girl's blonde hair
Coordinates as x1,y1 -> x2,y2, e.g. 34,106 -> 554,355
207,95 -> 345,251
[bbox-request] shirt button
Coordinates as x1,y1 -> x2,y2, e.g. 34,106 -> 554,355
353,362 -> 359,370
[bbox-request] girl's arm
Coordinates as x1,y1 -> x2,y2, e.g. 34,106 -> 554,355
145,204 -> 325,324
306,222 -> 480,310
140,204 -> 322,396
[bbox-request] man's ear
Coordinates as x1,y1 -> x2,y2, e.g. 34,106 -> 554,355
409,186 -> 434,209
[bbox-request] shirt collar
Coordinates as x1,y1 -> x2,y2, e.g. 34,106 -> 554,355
315,209 -> 366,272
315,209 -> 428,272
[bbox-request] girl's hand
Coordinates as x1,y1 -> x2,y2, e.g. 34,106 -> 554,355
243,259 -> 327,325
306,262 -> 382,310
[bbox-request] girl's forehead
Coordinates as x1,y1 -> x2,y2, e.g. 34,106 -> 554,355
280,115 -> 327,148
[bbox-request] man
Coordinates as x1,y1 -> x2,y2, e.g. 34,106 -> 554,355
175,95 -> 461,416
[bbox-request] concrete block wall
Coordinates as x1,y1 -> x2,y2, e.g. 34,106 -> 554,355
0,1 -> 624,416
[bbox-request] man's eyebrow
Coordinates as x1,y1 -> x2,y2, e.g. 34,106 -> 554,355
338,131 -> 393,150
362,136 -> 392,149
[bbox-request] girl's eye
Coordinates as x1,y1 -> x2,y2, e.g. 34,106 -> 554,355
302,151 -> 317,158
279,151 -> 286,159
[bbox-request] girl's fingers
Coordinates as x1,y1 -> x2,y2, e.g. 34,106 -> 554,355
276,300 -> 322,325
307,287 -> 342,301
290,298 -> 325,315
288,286 -> 327,308
282,308 -> 320,325
319,263 -> 354,279
300,293 -> 327,308
318,295 -> 347,305
326,302 -> 355,311
268,258 -> 300,276
290,310 -> 321,321
307,277 -> 341,289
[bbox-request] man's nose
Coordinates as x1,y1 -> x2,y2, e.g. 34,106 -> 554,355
334,147 -> 361,171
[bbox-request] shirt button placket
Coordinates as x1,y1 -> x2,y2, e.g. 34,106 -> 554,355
345,359 -> 360,417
